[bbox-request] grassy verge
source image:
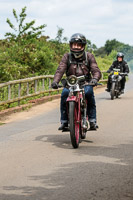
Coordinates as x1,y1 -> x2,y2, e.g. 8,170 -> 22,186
0,90 -> 62,112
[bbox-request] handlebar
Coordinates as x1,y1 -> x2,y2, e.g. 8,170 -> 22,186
107,71 -> 128,76
119,73 -> 128,76
57,82 -> 102,88
84,82 -> 102,86
51,75 -> 102,89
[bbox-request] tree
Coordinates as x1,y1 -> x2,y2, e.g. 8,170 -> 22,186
104,39 -> 122,55
55,26 -> 68,43
86,40 -> 97,52
50,27 -> 69,62
5,6 -> 46,43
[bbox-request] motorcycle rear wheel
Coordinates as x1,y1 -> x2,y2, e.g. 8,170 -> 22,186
69,101 -> 80,148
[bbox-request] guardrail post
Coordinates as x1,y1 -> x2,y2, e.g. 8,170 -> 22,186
18,83 -> 21,106
7,84 -> 11,108
101,72 -> 103,80
8,84 -> 11,100
35,80 -> 37,93
27,82 -> 29,95
49,78 -> 51,96
42,78 -> 45,91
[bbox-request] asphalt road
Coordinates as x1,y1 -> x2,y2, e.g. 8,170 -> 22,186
0,74 -> 133,200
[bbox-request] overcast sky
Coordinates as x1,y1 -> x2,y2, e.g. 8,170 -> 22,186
0,0 -> 133,47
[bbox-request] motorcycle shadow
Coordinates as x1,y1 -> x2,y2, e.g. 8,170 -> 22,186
81,139 -> 93,144
35,131 -> 94,149
35,133 -> 74,149
98,96 -> 122,101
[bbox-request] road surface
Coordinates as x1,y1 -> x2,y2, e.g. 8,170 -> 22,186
0,75 -> 133,200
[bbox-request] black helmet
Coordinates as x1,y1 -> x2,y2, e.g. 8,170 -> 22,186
69,33 -> 87,58
117,52 -> 124,59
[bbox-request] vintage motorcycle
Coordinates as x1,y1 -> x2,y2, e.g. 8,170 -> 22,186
59,75 -> 101,149
109,69 -> 128,100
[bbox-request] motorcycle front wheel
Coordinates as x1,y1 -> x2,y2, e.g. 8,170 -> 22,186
69,101 -> 80,148
110,82 -> 115,100
116,82 -> 121,98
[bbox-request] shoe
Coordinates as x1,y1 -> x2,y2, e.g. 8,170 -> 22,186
58,123 -> 68,131
105,88 -> 110,92
121,89 -> 124,94
89,122 -> 97,131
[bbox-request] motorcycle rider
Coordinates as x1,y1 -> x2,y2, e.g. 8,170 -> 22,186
51,33 -> 101,131
106,52 -> 129,93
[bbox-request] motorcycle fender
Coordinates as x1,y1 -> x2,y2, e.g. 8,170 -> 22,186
67,96 -> 78,102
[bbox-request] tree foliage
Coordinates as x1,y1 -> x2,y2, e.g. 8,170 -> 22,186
5,6 -> 46,43
95,39 -> 133,67
0,7 -> 69,82
86,40 -> 97,52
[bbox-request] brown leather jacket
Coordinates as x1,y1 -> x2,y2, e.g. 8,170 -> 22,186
53,52 -> 101,83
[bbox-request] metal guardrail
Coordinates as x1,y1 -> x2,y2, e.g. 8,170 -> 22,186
0,72 -> 107,106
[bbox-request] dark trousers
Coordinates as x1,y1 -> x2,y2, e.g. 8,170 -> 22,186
60,85 -> 96,124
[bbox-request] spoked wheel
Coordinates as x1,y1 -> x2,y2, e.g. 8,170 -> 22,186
69,101 -> 80,148
110,82 -> 115,100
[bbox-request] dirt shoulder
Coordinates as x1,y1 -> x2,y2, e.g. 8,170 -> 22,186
0,86 -> 105,124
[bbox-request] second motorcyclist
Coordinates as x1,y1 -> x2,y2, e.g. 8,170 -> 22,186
106,52 -> 129,93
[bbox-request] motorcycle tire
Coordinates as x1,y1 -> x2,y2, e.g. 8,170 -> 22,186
69,101 -> 80,148
110,82 -> 115,100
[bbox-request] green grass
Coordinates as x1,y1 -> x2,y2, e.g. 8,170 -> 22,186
0,122 -> 5,126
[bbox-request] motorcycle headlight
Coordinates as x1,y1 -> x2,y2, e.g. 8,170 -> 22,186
67,75 -> 77,86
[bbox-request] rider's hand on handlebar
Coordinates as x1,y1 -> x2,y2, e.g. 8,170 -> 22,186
89,78 -> 98,86
51,82 -> 58,89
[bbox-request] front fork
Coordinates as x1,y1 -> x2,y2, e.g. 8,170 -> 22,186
82,90 -> 87,129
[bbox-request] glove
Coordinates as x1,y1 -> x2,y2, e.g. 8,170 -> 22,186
90,78 -> 98,86
51,82 -> 58,89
